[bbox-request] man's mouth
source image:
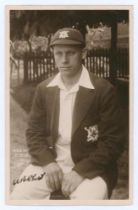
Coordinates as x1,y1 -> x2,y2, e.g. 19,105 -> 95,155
60,67 -> 71,70
60,66 -> 72,70
60,67 -> 71,68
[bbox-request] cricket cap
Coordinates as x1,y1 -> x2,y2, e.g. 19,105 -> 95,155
50,28 -> 85,47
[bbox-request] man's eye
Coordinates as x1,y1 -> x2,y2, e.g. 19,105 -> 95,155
55,52 -> 62,56
68,52 -> 75,56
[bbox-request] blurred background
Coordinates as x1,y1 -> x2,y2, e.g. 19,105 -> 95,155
10,9 -> 129,199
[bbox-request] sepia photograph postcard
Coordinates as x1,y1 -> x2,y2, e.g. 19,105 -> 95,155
5,5 -> 133,205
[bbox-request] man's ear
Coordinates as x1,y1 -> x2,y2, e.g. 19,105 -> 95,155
81,48 -> 87,60
50,46 -> 54,53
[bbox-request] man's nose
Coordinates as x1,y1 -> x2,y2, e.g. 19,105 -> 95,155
61,54 -> 68,63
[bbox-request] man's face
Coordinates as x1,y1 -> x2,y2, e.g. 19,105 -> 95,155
53,45 -> 83,78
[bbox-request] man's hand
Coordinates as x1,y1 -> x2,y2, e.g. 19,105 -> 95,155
62,170 -> 84,197
43,162 -> 63,191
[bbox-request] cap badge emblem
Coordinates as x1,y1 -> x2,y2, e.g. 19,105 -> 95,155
59,31 -> 69,38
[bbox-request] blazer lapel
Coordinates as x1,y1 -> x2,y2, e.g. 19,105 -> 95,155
46,86 -> 60,142
72,86 -> 95,136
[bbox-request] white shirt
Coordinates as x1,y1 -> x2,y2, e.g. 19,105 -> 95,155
47,65 -> 94,173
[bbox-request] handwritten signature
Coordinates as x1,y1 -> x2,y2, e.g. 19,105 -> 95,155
13,172 -> 46,185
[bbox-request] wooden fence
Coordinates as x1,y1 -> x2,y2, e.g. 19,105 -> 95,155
23,50 -> 57,83
84,48 -> 129,79
84,49 -> 110,78
11,48 -> 129,85
116,48 -> 129,78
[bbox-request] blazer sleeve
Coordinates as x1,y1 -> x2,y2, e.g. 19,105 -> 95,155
26,84 -> 56,166
73,82 -> 125,179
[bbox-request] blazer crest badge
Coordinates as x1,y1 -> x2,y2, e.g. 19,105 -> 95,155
84,124 -> 99,142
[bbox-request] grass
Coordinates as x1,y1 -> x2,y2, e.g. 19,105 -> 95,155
10,82 -> 129,199
12,83 -> 37,113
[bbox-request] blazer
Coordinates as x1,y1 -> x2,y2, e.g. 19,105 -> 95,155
26,73 -> 124,197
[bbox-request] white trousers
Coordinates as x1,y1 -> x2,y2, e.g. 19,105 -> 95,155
11,164 -> 108,200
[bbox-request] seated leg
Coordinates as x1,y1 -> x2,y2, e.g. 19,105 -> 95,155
11,164 -> 52,200
70,176 -> 108,200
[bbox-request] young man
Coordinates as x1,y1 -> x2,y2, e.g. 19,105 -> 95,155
11,28 -> 124,200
